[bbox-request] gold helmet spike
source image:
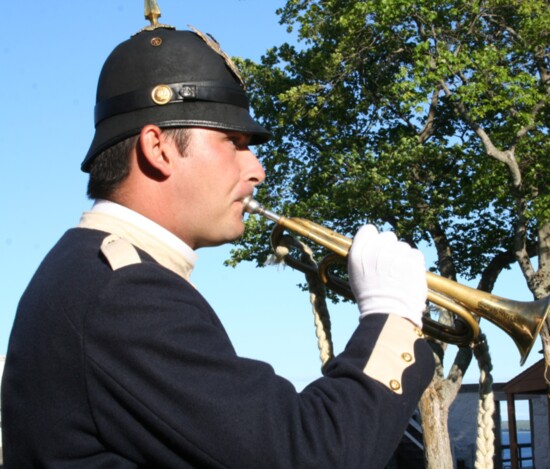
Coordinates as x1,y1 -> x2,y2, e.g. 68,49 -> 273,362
139,0 -> 175,33
145,0 -> 162,26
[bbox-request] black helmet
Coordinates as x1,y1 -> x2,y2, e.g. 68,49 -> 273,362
82,26 -> 271,172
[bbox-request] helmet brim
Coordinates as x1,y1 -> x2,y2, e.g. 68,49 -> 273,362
82,100 -> 271,172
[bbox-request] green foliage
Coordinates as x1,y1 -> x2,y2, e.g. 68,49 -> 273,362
232,0 -> 549,291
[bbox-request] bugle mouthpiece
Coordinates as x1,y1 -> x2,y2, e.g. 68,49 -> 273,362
242,196 -> 261,214
242,197 -> 282,224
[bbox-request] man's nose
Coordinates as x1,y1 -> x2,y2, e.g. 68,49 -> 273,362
243,149 -> 266,186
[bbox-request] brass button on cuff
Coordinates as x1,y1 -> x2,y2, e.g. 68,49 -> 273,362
362,315 -> 420,395
389,380 -> 401,391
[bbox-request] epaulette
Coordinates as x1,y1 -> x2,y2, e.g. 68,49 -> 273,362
100,234 -> 142,271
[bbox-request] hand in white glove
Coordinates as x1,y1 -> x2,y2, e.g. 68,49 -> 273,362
348,224 -> 427,327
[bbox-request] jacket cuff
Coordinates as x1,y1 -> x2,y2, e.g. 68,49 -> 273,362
362,314 -> 425,394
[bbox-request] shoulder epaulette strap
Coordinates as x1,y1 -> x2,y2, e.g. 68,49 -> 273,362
100,234 -> 142,271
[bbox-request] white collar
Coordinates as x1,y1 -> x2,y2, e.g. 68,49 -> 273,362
91,199 -> 198,266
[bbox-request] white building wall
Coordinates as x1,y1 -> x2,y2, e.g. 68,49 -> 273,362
450,389 -> 549,469
449,392 -> 479,469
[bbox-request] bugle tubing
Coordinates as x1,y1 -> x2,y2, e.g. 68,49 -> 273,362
243,197 -> 550,365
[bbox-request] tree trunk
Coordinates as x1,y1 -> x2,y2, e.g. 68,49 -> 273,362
419,379 -> 454,469
418,345 -> 471,468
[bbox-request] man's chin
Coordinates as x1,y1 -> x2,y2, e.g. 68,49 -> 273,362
225,224 -> 246,244
196,224 -> 245,249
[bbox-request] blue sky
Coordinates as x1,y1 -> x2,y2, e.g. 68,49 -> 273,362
0,0 -> 542,392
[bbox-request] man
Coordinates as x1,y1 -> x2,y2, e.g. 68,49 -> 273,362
1,14 -> 435,469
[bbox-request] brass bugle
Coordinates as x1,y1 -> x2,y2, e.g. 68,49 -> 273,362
243,197 -> 550,365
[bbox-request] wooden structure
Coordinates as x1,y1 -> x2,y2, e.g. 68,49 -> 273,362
502,359 -> 549,469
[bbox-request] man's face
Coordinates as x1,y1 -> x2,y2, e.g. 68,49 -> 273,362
167,127 -> 266,249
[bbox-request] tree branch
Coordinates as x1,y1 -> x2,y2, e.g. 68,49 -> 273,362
438,78 -> 523,187
418,85 -> 442,143
514,51 -> 550,141
478,243 -> 537,293
513,191 -> 537,291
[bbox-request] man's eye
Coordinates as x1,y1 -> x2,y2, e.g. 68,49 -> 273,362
229,136 -> 249,149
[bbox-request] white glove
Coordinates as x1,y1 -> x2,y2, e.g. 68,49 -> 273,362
348,224 -> 427,327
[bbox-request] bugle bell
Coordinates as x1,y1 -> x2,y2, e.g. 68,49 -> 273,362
243,197 -> 550,365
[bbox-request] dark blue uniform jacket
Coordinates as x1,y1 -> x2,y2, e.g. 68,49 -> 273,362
2,227 -> 434,468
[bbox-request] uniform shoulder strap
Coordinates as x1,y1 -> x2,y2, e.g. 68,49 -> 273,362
100,234 -> 142,271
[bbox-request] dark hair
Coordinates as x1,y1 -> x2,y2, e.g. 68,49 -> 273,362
87,127 -> 191,200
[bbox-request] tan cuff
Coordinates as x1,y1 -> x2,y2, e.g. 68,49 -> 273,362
363,314 -> 424,395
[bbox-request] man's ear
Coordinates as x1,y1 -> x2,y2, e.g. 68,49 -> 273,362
137,125 -> 174,178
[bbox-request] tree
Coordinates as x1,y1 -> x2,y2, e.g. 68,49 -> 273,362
231,0 -> 549,466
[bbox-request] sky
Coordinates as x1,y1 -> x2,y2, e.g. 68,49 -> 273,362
0,0 -> 543,397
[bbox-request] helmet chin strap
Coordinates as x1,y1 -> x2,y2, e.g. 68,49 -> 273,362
94,82 -> 250,127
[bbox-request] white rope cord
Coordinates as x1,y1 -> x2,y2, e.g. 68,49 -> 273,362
270,235 -> 334,367
473,334 -> 495,469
